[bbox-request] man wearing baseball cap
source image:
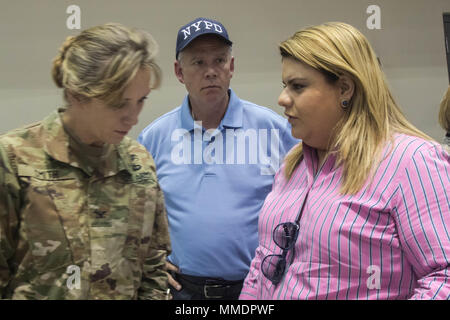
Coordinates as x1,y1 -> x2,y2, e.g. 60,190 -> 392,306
139,17 -> 298,300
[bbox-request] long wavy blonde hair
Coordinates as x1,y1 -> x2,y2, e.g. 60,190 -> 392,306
439,85 -> 450,133
51,23 -> 162,109
280,22 -> 432,194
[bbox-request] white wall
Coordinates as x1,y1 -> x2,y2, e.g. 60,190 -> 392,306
1,0 -> 449,141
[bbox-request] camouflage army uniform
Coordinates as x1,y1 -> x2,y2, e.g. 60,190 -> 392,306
0,109 -> 171,299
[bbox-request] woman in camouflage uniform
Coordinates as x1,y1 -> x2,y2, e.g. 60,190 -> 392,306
0,23 -> 171,299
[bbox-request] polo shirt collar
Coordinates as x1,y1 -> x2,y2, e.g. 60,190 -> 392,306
180,88 -> 243,131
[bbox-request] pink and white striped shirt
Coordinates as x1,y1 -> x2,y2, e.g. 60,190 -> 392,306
240,134 -> 450,300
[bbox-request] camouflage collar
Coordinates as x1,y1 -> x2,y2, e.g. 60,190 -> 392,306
41,109 -> 129,175
41,109 -> 72,165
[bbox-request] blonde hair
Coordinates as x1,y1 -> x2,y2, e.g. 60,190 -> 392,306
52,23 -> 162,108
280,22 -> 431,194
438,85 -> 450,132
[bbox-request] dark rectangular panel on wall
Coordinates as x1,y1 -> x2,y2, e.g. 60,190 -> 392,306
444,13 -> 450,83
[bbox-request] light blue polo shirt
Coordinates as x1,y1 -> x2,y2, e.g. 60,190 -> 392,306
138,89 -> 298,280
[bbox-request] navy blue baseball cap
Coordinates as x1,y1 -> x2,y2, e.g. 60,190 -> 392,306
176,17 -> 232,59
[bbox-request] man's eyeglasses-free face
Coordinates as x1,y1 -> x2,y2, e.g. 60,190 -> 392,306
261,222 -> 300,285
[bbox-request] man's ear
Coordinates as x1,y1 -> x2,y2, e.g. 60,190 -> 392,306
338,74 -> 355,101
229,56 -> 235,78
174,60 -> 185,84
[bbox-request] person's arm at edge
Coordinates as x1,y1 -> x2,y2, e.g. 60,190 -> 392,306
0,142 -> 19,299
393,144 -> 450,299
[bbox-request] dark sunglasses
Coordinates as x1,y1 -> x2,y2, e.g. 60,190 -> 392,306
261,221 -> 300,285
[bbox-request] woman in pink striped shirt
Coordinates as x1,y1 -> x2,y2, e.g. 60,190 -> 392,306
240,22 -> 450,300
